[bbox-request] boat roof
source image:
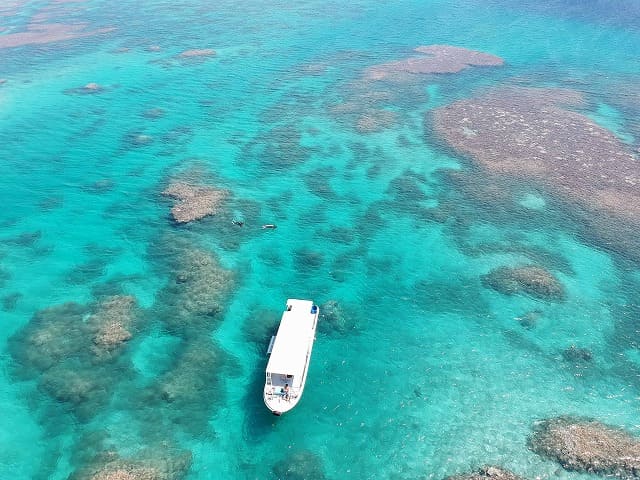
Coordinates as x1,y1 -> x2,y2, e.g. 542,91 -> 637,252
266,299 -> 315,379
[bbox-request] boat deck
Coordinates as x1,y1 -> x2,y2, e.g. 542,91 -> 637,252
263,299 -> 319,415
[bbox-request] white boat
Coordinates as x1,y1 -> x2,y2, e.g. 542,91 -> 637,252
263,299 -> 319,415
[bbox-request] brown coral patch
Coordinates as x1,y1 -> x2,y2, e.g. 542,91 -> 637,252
366,44 -> 503,81
529,417 -> 640,478
162,182 -> 228,224
482,265 -> 565,301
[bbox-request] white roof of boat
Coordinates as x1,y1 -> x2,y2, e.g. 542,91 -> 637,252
266,299 -> 315,379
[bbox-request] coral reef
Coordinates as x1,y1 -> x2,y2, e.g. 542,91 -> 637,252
366,45 -> 503,80
514,310 -> 542,329
123,131 -> 154,148
88,295 -> 137,358
0,23 -> 114,49
242,307 -> 280,347
482,265 -> 565,301
5,230 -> 41,246
318,300 -> 357,335
66,257 -> 109,285
139,338 -> 238,436
355,109 -> 397,133
529,416 -> 640,478
328,86 -> 405,134
444,466 -> 526,480
562,345 -> 593,363
156,339 -> 228,404
294,249 -> 324,269
272,450 -> 326,480
179,49 -> 215,58
70,449 -> 192,480
64,83 -> 108,95
10,302 -> 90,373
2,292 -> 22,311
431,86 -> 640,262
162,182 -> 228,224
142,108 -> 165,119
85,179 -> 115,193
9,296 -> 139,419
153,244 -> 235,337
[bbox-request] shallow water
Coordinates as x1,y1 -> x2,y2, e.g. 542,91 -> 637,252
1,0 -> 640,479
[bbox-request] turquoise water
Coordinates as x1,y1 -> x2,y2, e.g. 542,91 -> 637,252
1,0 -> 640,478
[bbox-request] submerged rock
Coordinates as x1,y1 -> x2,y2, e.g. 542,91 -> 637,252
162,182 -> 228,224
482,265 -> 565,301
529,416 -> 640,478
444,466 -> 526,480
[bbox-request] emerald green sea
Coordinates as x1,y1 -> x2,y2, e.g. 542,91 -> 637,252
1,1 -> 639,479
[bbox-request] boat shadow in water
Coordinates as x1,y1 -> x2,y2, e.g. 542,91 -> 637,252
241,365 -> 281,442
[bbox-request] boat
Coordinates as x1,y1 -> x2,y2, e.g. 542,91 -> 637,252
263,299 -> 319,415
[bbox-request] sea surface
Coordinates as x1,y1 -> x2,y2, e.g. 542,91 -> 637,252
1,1 -> 640,479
